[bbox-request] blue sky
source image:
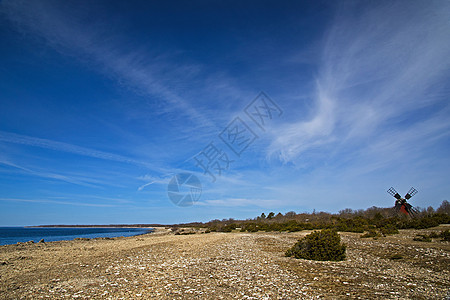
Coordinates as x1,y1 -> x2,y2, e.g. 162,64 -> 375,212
0,0 -> 449,226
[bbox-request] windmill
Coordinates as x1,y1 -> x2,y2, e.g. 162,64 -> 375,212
387,187 -> 419,216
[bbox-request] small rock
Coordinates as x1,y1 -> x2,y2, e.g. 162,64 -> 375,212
16,241 -> 34,245
39,239 -> 45,243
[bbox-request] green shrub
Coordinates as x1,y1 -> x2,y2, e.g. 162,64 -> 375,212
379,224 -> 399,235
413,229 -> 450,242
333,217 -> 367,233
413,234 -> 432,242
285,229 -> 346,261
440,229 -> 450,241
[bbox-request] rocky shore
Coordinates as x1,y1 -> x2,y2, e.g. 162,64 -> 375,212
0,226 -> 449,299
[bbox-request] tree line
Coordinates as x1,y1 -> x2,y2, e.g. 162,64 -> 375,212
184,200 -> 450,234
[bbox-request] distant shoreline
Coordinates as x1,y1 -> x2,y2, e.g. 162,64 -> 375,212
0,226 -> 158,246
25,224 -> 163,228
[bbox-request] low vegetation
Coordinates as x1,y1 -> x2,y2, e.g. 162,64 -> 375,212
413,229 -> 450,242
187,201 -> 450,238
285,229 -> 346,261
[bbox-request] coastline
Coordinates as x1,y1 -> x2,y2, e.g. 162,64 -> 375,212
25,225 -> 161,228
0,227 -> 158,246
23,227 -> 157,229
0,227 -> 449,299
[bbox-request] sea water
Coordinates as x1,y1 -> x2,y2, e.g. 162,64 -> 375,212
0,227 -> 153,245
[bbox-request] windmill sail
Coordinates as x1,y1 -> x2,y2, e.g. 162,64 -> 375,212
387,187 -> 401,199
404,187 -> 418,200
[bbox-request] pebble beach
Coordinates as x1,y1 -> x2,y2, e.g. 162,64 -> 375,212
0,227 -> 449,299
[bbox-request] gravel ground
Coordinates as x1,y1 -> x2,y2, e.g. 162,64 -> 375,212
0,226 -> 449,299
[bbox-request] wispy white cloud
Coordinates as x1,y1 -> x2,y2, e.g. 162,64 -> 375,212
1,0 -> 257,193
268,85 -> 336,162
268,1 -> 450,169
46,194 -> 133,204
0,0 -> 218,129
0,158 -> 102,188
198,197 -> 280,208
0,197 -> 116,207
0,130 -> 154,168
137,174 -> 173,191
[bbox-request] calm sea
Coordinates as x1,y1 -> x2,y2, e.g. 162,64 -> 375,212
0,227 -> 153,246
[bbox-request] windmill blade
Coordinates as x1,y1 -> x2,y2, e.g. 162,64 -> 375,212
410,206 -> 420,216
403,202 -> 419,216
394,201 -> 418,217
387,187 -> 401,199
405,187 -> 418,199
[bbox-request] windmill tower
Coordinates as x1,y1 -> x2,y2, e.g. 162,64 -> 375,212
387,187 -> 419,216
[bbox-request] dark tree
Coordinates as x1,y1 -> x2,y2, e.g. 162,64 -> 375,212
437,200 -> 450,215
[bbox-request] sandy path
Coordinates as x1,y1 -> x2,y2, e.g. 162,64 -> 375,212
0,228 -> 449,299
